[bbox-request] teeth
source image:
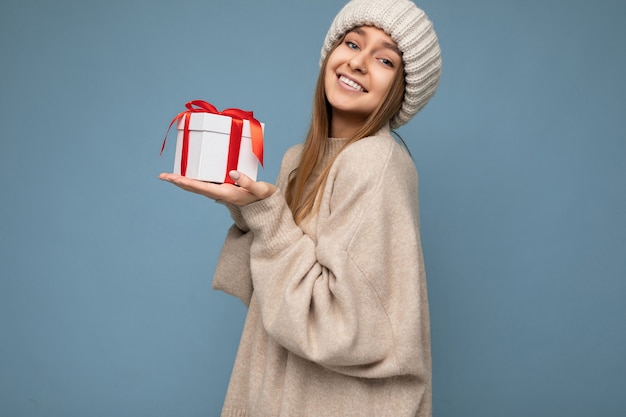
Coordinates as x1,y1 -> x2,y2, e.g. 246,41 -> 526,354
339,75 -> 365,92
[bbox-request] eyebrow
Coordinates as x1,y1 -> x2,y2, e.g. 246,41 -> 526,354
349,27 -> 403,57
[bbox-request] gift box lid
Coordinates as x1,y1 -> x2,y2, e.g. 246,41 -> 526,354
177,112 -> 263,136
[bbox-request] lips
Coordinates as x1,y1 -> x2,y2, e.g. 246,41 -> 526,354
338,75 -> 367,93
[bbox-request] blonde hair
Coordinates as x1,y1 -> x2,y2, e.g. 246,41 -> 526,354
285,34 -> 406,224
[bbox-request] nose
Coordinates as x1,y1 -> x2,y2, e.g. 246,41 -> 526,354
348,52 -> 367,73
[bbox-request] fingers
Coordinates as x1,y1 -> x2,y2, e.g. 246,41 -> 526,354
229,171 -> 277,199
158,172 -> 232,199
158,172 -> 198,191
158,172 -> 276,205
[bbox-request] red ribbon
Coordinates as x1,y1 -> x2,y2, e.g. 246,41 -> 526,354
161,100 -> 264,184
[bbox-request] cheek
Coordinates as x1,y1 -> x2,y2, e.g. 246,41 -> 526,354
323,67 -> 335,91
324,56 -> 342,85
375,70 -> 398,93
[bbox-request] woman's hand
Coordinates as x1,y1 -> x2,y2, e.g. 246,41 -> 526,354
158,170 -> 277,206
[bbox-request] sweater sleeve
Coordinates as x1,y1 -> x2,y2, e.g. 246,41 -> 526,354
212,224 -> 254,306
241,137 -> 430,379
211,145 -> 302,307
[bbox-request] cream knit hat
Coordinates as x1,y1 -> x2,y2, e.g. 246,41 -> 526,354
320,0 -> 442,128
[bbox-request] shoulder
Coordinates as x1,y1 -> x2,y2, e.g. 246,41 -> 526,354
276,143 -> 303,187
333,131 -> 417,186
281,144 -> 303,171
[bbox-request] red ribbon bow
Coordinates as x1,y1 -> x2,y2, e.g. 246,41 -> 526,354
161,100 -> 264,184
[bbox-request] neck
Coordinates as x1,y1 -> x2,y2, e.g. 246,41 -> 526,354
329,109 -> 368,138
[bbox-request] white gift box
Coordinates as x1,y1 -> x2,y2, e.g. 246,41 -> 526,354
173,112 -> 264,183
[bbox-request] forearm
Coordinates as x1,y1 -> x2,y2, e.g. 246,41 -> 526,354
240,191 -> 397,376
212,224 -> 253,307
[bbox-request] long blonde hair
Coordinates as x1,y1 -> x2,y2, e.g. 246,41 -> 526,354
285,33 -> 407,224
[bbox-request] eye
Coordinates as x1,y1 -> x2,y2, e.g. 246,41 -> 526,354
378,58 -> 394,68
346,41 -> 359,50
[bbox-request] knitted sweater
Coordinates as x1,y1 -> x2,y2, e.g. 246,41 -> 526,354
212,127 -> 432,417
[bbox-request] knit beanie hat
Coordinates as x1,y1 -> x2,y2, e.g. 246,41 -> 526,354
320,0 -> 442,128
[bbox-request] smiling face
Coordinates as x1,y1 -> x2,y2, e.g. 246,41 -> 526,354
324,26 -> 402,136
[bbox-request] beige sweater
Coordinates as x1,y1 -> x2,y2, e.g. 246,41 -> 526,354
212,127 -> 432,417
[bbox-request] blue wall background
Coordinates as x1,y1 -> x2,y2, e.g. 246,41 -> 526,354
1,0 -> 625,416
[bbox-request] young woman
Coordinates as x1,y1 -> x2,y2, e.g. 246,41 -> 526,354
159,0 -> 442,415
